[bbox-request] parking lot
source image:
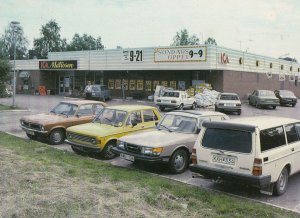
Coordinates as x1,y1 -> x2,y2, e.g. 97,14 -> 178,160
1,94 -> 300,213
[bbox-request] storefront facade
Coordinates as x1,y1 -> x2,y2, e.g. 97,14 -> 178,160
13,45 -> 300,99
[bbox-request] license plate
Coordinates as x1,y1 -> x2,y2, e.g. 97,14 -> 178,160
92,93 -> 96,96
162,100 -> 169,103
120,153 -> 135,161
26,130 -> 35,136
212,155 -> 235,165
224,103 -> 235,107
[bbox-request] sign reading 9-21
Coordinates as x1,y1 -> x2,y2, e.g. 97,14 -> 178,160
122,49 -> 143,62
154,46 -> 207,62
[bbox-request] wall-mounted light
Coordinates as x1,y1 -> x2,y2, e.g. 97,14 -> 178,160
281,65 -> 284,70
256,60 -> 260,67
270,63 -> 273,68
239,57 -> 243,65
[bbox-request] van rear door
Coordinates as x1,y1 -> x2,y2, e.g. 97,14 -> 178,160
198,125 -> 256,176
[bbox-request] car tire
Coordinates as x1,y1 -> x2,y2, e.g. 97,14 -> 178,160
237,110 -> 241,115
273,106 -> 276,109
102,141 -> 117,160
214,106 -> 218,111
159,106 -> 165,111
48,129 -> 65,145
169,149 -> 188,174
255,102 -> 260,109
178,104 -> 184,110
26,132 -> 37,140
191,102 -> 197,110
273,167 -> 289,196
292,104 -> 296,107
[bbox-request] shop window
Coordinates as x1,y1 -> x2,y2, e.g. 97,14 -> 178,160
108,79 -> 114,89
137,80 -> 144,90
129,80 -> 136,90
145,80 -> 152,91
115,79 -> 121,90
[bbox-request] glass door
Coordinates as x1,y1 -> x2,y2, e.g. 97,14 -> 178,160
59,76 -> 73,95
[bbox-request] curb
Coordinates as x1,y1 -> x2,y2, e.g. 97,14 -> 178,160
0,109 -> 30,113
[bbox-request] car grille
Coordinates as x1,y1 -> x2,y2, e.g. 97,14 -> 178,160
125,143 -> 142,154
22,121 -> 41,131
67,132 -> 97,146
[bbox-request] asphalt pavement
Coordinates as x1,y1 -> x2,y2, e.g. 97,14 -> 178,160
1,94 -> 300,213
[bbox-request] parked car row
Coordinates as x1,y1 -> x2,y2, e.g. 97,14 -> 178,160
19,89 -> 300,196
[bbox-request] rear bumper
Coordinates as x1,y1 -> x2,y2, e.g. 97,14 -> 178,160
156,103 -> 179,108
216,106 -> 241,112
189,164 -> 271,188
65,139 -> 102,153
112,147 -> 169,162
258,102 -> 279,106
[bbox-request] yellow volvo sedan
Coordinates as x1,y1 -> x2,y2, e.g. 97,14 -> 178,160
65,105 -> 161,159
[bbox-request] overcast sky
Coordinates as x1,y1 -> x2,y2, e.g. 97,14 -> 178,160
1,0 -> 300,59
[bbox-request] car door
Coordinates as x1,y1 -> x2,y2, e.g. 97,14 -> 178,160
186,93 -> 194,105
286,123 -> 300,174
250,90 -> 257,105
73,104 -> 94,126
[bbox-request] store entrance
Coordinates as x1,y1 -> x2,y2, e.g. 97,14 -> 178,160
59,76 -> 73,95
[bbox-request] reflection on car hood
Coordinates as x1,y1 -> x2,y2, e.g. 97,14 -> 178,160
67,123 -> 123,137
21,113 -> 67,125
119,129 -> 196,147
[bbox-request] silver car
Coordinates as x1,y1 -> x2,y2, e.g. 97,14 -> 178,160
112,110 -> 229,174
215,92 -> 242,115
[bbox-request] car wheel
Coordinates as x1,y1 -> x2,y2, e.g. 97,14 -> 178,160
169,149 -> 188,174
292,104 -> 296,107
159,106 -> 165,111
26,132 -> 37,140
215,106 -> 218,111
71,145 -> 86,155
102,141 -> 117,160
178,104 -> 184,110
273,167 -> 289,196
255,102 -> 260,109
191,102 -> 197,110
273,106 -> 276,109
237,110 -> 241,115
48,129 -> 65,145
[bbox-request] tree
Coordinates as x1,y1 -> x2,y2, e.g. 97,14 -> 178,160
0,59 -> 11,97
204,37 -> 217,45
171,29 -> 200,46
33,20 -> 67,58
67,34 -> 104,51
0,22 -> 28,60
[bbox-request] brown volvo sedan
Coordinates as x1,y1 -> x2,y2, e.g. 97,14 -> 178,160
20,100 -> 106,144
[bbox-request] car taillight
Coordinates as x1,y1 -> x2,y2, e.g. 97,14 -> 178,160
156,99 -> 161,102
191,147 -> 197,164
236,103 -> 241,106
252,158 -> 262,176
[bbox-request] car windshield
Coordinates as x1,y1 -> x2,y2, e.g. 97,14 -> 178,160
280,90 -> 294,96
220,94 -> 239,100
163,92 -> 180,97
91,85 -> 100,91
93,108 -> 127,126
157,114 -> 197,133
259,90 -> 275,96
50,103 -> 78,116
202,128 -> 252,153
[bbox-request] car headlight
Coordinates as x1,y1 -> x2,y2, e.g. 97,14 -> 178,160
141,147 -> 163,156
118,141 -> 125,150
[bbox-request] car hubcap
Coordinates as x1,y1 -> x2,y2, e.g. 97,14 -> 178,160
107,145 -> 114,157
174,154 -> 185,170
278,172 -> 286,191
53,132 -> 62,143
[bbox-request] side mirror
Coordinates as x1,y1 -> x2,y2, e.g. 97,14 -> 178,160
196,128 -> 201,134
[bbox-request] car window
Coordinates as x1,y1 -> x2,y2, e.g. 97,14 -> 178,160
163,92 -> 179,97
143,110 -> 158,122
78,104 -> 93,116
93,109 -> 127,126
91,86 -> 100,92
50,103 -> 78,116
126,111 -> 142,125
220,95 -> 239,100
259,90 -> 275,97
285,124 -> 300,144
94,104 -> 104,115
260,126 -> 286,152
158,114 -> 197,133
202,128 -> 252,153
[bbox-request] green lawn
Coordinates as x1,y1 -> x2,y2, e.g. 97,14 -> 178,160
0,132 -> 297,217
0,104 -> 21,110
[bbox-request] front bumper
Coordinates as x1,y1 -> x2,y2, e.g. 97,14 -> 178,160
280,98 -> 297,104
112,147 -> 169,162
189,164 -> 271,188
20,125 -> 48,135
258,102 -> 280,107
65,139 -> 102,153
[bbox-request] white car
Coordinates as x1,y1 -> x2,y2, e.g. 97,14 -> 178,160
215,92 -> 242,115
190,116 -> 300,195
156,90 -> 197,111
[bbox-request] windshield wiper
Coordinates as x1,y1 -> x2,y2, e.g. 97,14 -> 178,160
159,124 -> 172,132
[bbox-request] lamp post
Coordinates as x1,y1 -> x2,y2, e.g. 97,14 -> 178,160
10,21 -> 20,108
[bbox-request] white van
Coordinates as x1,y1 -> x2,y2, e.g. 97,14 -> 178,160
190,116 -> 300,195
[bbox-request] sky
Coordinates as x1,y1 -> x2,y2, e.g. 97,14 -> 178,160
1,0 -> 300,59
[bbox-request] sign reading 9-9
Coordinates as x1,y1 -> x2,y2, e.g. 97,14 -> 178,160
154,46 -> 207,62
122,49 -> 143,62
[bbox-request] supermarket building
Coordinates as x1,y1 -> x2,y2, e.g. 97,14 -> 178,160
13,45 -> 300,99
